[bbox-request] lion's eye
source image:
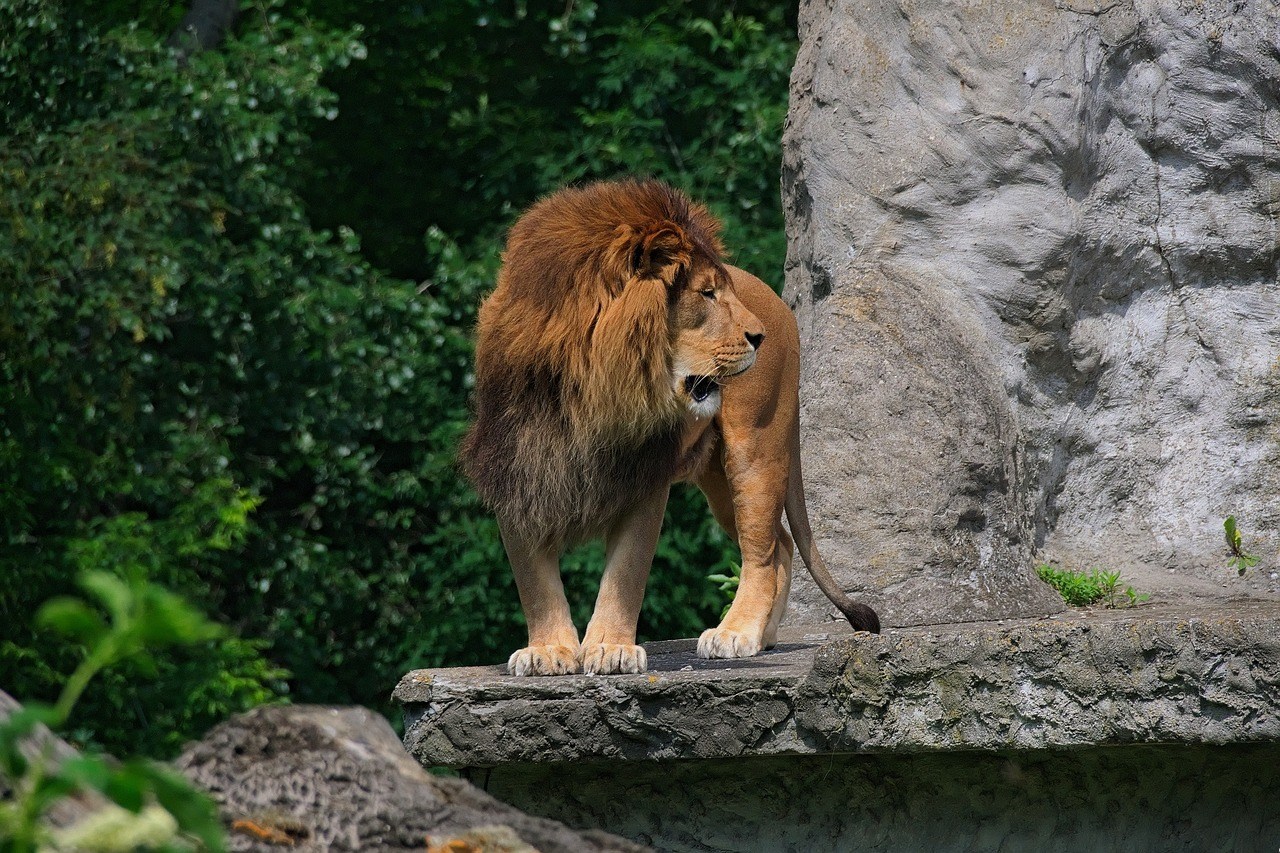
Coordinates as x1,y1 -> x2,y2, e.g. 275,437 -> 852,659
701,289 -> 716,300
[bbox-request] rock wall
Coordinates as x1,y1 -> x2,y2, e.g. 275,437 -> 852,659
782,0 -> 1280,626
488,745 -> 1280,853
399,603 -> 1280,768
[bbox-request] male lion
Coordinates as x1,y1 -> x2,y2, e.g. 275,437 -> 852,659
460,179 -> 879,676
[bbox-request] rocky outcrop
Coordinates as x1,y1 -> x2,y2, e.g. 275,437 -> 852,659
397,602 -> 1280,767
176,705 -> 647,852
396,601 -> 1280,852
781,0 -> 1280,627
0,693 -> 646,851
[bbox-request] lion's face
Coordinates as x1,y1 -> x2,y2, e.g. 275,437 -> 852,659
670,258 -> 765,419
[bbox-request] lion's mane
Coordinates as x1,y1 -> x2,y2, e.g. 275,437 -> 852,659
459,180 -> 724,547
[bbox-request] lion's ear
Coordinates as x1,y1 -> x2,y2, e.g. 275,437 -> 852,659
625,222 -> 692,281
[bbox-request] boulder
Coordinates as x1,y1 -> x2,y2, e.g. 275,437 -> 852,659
176,705 -> 647,852
781,0 -> 1280,627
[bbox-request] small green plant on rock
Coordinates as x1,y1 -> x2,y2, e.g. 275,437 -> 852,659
1224,515 -> 1260,575
1119,585 -> 1151,608
706,563 -> 742,619
1035,564 -> 1148,608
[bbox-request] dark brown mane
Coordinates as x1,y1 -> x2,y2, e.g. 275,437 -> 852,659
458,179 -> 724,546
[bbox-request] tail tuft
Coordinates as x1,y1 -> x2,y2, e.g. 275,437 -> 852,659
838,600 -> 880,634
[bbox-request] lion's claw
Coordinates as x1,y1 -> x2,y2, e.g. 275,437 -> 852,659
508,644 -> 580,676
697,627 -> 762,659
580,643 -> 647,675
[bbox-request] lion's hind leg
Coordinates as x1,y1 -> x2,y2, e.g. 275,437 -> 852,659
761,526 -> 794,649
501,524 -> 581,676
694,453 -> 790,659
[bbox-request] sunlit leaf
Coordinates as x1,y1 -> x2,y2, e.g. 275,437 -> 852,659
35,598 -> 109,646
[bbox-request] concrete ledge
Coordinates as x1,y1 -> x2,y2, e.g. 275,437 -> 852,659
395,601 -> 1280,769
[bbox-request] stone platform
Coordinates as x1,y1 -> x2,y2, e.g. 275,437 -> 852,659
396,601 -> 1280,851
396,601 -> 1280,766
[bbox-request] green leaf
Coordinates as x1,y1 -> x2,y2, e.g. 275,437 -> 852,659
133,762 -> 227,853
78,571 -> 134,626
136,585 -> 224,646
35,597 -> 110,646
104,763 -> 148,812
1225,515 -> 1242,552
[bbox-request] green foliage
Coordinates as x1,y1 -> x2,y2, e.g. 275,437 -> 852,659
1,0 -> 349,754
1035,565 -> 1149,608
0,574 -> 226,852
300,0 -> 796,280
2,0 -> 793,755
1224,515 -> 1261,575
706,563 -> 743,620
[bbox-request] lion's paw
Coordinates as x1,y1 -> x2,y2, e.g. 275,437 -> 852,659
697,627 -> 762,659
580,643 -> 647,675
507,645 -> 580,676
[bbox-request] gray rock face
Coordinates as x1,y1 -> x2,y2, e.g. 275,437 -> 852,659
489,746 -> 1280,853
397,602 -> 1280,768
782,0 -> 1280,627
176,705 -> 646,852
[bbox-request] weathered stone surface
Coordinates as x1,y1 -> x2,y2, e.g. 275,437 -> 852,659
0,690 -> 110,830
398,640 -> 822,768
176,705 -> 647,852
397,601 -> 1280,769
781,0 -> 1280,628
799,600 -> 1280,752
486,745 -> 1280,853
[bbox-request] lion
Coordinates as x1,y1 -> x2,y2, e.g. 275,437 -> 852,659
459,179 -> 879,676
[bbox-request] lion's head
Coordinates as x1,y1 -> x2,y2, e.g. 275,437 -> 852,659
460,179 -> 764,544
668,250 -> 765,420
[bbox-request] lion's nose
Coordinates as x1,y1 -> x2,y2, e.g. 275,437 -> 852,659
745,331 -> 764,351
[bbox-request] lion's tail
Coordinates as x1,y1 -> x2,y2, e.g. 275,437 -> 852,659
784,435 -> 881,634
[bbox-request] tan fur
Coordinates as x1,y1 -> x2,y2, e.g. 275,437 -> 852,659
459,180 -> 878,676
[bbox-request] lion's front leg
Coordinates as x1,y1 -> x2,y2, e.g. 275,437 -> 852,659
580,486 -> 670,675
501,524 -> 581,676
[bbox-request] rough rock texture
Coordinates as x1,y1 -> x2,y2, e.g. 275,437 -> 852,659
176,705 -> 647,852
781,0 -> 1280,628
488,746 -> 1280,853
0,690 -> 110,830
396,602 -> 1280,768
800,601 -> 1280,751
398,639 -> 824,768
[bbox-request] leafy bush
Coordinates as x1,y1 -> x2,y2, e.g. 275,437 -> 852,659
1,0 -> 367,753
300,0 -> 796,280
1,573 -> 227,852
2,0 -> 796,756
